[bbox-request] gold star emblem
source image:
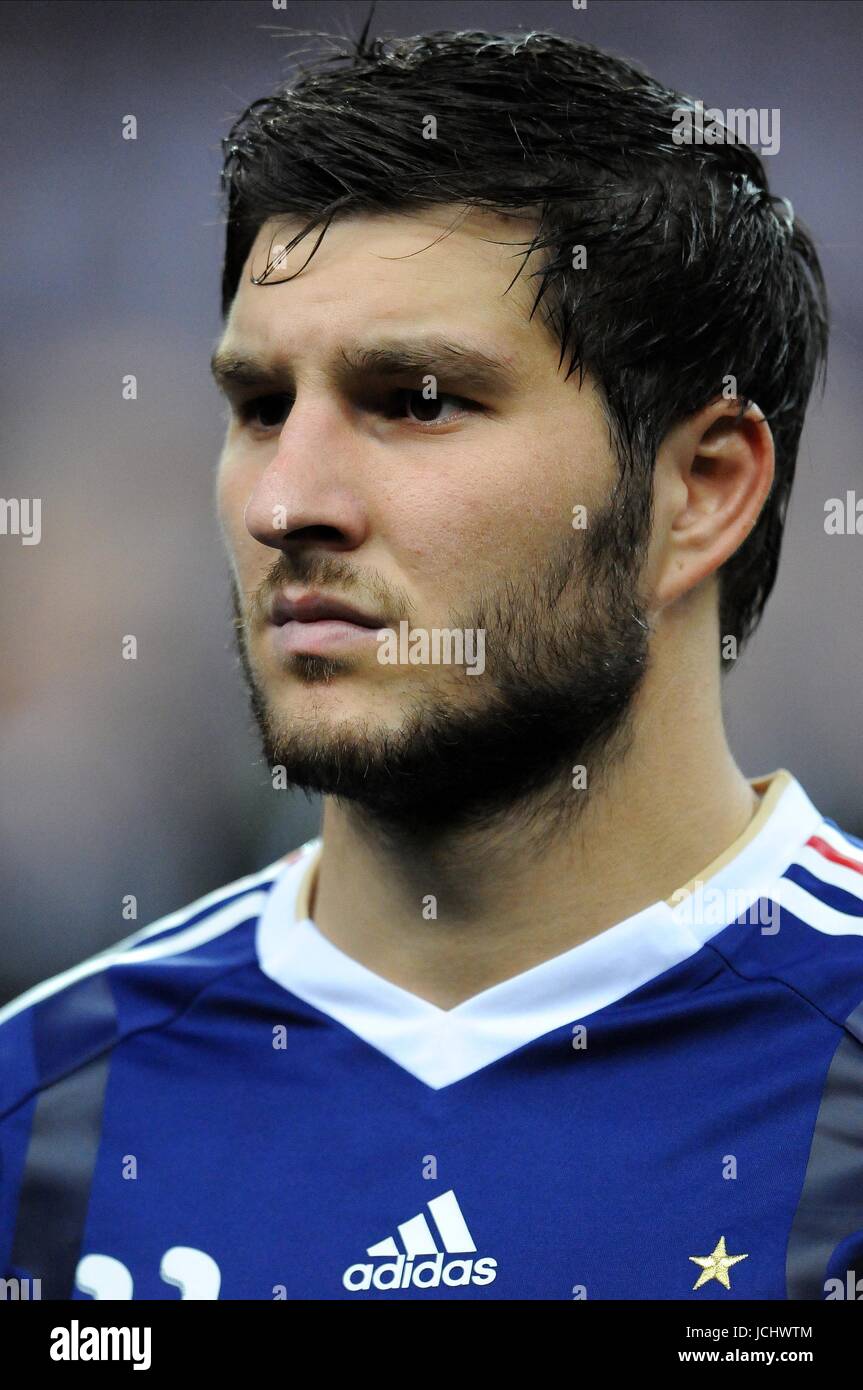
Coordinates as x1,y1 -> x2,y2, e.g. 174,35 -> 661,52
689,1236 -> 748,1290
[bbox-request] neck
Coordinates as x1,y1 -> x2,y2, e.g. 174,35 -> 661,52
308,616 -> 760,1009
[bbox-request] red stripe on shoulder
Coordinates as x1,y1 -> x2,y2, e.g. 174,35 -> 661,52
807,833 -> 863,876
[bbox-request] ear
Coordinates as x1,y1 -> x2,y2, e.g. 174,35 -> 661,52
650,398 -> 775,610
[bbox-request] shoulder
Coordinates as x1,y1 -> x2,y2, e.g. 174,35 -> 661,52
717,812 -> 863,1033
0,843 -> 318,1120
773,813 -> 863,953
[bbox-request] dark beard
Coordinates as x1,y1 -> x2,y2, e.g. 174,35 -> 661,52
230,473 -> 653,842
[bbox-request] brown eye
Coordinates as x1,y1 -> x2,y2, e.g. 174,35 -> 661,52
405,390 -> 446,422
394,389 -> 477,426
239,394 -> 292,430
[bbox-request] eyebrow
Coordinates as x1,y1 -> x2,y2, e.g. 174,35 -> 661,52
209,335 -> 520,396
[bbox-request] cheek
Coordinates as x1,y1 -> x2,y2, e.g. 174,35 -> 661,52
453,458 -> 577,560
384,463 -> 573,615
215,451 -> 236,529
216,455 -> 257,575
216,437 -> 249,498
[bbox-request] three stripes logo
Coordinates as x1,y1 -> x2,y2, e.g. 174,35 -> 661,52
342,1190 -> 497,1292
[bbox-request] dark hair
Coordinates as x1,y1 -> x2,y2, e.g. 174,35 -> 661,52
218,25 -> 829,666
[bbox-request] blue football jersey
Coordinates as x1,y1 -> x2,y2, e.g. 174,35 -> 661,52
2,767 -> 863,1300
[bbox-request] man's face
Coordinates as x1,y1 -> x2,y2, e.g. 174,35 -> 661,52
215,207 -> 653,835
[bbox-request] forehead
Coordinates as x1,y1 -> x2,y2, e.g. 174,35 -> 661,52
223,206 -> 552,368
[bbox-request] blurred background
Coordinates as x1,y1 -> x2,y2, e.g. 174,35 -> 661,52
1,0 -> 861,1004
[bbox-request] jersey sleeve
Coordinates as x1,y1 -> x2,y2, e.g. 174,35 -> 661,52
0,1008 -> 39,1282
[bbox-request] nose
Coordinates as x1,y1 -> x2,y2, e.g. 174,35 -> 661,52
243,398 -> 371,556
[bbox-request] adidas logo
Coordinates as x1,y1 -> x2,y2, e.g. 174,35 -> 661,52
343,1190 -> 497,1292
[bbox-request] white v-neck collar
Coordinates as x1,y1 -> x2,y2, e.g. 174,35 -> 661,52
255,770 -> 824,1089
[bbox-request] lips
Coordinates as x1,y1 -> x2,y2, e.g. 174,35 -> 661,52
269,591 -> 386,630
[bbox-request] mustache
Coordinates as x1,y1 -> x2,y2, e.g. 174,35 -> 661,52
242,553 -> 415,630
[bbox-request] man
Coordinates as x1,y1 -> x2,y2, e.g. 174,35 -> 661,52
2,27 -> 860,1302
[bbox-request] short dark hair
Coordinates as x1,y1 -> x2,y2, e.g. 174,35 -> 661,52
218,26 -> 829,666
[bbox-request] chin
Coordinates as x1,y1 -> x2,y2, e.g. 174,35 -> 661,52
263,679 -> 404,735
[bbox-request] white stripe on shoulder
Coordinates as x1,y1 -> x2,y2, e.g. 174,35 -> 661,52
768,874 -> 863,937
814,821 -> 863,865
795,841 -> 863,902
108,857 -> 288,954
0,861 -> 293,1030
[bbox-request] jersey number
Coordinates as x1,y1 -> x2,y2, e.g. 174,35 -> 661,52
75,1246 -> 221,1300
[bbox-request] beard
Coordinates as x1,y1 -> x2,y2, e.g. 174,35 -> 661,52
230,471 -> 653,843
